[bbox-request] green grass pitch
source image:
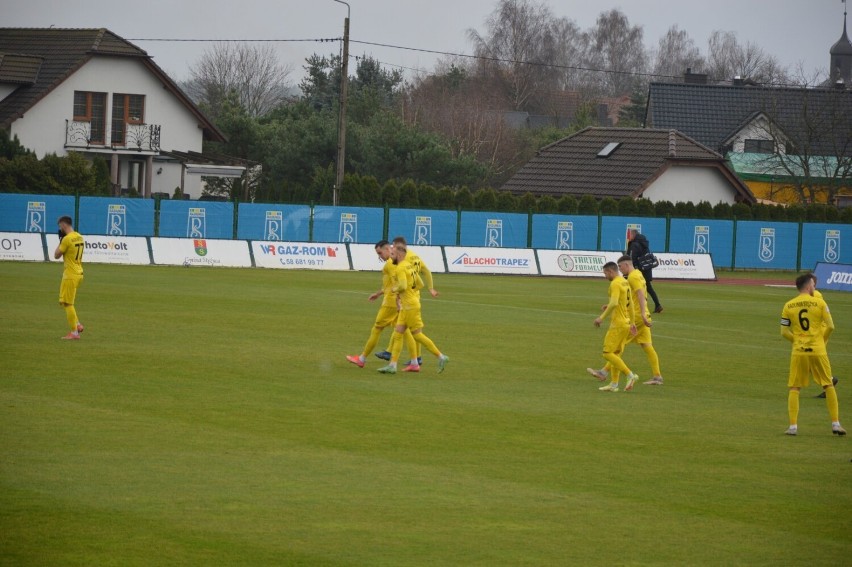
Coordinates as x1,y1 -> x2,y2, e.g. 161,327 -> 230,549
1,262 -> 850,565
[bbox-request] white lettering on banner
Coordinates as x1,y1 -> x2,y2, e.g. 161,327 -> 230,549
107,204 -> 127,236
827,271 -> 852,285
824,230 -> 840,263
759,227 -> 775,262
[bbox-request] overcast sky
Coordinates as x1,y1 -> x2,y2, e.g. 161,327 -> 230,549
3,0 -> 847,85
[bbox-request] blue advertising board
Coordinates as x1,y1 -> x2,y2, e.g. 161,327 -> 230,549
312,206 -> 384,244
236,203 -> 311,241
599,216 -> 666,253
158,200 -> 234,239
801,224 -> 849,268
531,215 -> 598,250
813,262 -> 852,292
669,219 -> 734,268
734,220 -> 799,269
78,197 -> 155,236
459,211 -> 528,248
0,193 -> 75,233
387,208 -> 457,246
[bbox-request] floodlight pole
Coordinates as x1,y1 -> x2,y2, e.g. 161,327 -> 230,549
332,0 -> 350,207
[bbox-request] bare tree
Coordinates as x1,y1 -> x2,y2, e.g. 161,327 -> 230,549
187,42 -> 293,118
706,31 -> 788,84
467,0 -> 566,111
583,9 -> 649,97
652,25 -> 705,81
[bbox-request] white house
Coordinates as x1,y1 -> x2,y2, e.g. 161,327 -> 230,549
0,28 -> 227,199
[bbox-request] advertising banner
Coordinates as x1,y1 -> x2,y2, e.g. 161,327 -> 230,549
445,246 -> 538,275
150,237 -> 251,267
236,203 -> 311,241
311,206 -> 384,244
158,201 -> 234,239
531,215 -> 599,250
0,193 -> 75,233
801,224 -> 849,268
669,219 -> 734,268
537,249 -> 620,277
46,234 -> 150,265
349,243 -> 446,273
812,262 -> 852,292
252,241 -> 349,270
734,221 -> 799,270
651,253 -> 716,280
599,216 -> 667,252
459,212 -> 528,248
387,209 -> 457,246
0,231 -> 45,261
77,197 -> 155,236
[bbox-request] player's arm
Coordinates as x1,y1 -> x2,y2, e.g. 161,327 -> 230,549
823,305 -> 835,343
637,288 -> 651,327
595,293 -> 619,326
780,311 -> 794,342
393,268 -> 409,293
419,263 -> 438,297
53,237 -> 66,260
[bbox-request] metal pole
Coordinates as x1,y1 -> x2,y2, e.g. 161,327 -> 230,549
332,0 -> 350,207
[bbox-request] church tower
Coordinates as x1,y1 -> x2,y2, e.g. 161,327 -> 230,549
830,3 -> 852,85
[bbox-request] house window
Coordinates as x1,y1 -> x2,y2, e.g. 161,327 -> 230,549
111,94 -> 145,146
743,139 -> 775,154
72,91 -> 107,144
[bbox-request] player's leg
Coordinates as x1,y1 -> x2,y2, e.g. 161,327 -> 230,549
600,328 -> 632,391
636,327 -> 662,384
349,306 -> 394,367
59,277 -> 81,340
409,312 -> 448,373
813,355 -> 845,435
785,355 -> 807,435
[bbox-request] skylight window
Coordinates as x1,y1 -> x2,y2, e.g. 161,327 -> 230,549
597,142 -> 621,157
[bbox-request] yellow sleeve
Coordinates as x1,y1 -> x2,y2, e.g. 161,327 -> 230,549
600,289 -> 619,320
394,267 -> 409,293
823,304 -> 835,342
419,262 -> 434,290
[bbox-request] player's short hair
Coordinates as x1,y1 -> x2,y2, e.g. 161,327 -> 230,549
374,239 -> 389,249
795,273 -> 813,291
603,261 -> 618,272
57,215 -> 73,226
807,272 -> 817,284
392,236 -> 407,246
617,255 -> 632,264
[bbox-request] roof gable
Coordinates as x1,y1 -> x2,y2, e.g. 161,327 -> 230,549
0,28 -> 224,142
646,82 -> 852,155
501,127 -> 753,201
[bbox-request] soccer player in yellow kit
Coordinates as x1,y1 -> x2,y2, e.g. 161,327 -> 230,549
808,273 -> 839,397
347,240 -> 418,368
587,255 -> 664,388
375,237 -> 439,365
54,215 -> 85,340
594,262 -> 638,392
378,238 -> 449,374
781,273 -> 845,436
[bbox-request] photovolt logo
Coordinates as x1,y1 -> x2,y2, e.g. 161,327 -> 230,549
265,210 -> 283,241
693,226 -> 710,254
107,204 -> 126,236
759,227 -> 775,262
414,216 -> 432,245
187,208 -> 206,238
824,230 -> 840,263
485,219 -> 503,247
339,213 -> 357,243
26,201 -> 46,232
194,239 -> 208,257
556,221 -> 573,250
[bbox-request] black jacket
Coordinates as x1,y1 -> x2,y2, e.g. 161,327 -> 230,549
627,233 -> 651,268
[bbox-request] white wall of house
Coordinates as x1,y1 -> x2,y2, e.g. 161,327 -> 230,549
727,115 -> 788,154
8,56 -> 206,198
642,165 -> 739,204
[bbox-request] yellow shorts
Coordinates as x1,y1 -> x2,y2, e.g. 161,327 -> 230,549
395,307 -> 424,332
788,354 -> 833,388
603,325 -> 630,354
627,323 -> 652,345
59,274 -> 83,305
374,305 -> 398,328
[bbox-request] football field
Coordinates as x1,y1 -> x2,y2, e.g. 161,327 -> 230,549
1,262 -> 850,565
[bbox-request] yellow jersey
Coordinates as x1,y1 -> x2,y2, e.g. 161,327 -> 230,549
626,269 -> 650,324
380,258 -> 397,307
391,257 -> 421,310
781,293 -> 833,356
602,276 -> 631,327
59,231 -> 84,276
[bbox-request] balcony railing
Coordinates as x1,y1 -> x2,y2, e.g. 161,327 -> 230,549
65,120 -> 161,152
